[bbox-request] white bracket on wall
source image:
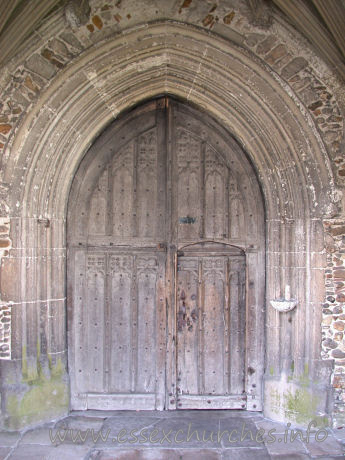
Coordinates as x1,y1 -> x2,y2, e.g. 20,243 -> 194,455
270,285 -> 297,312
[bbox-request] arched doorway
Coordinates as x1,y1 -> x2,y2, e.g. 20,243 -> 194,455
67,97 -> 265,411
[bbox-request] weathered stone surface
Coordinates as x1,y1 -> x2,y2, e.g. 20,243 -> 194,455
223,11 -> 235,24
308,100 -> 323,111
0,431 -> 21,446
0,303 -> 11,360
0,239 -> 10,248
281,57 -> 308,79
333,349 -> 345,359
92,15 -> 103,29
333,375 -> 345,388
0,124 -> 11,135
59,32 -> 83,51
265,44 -> 288,65
334,332 -> 344,341
0,447 -> 11,458
306,433 -> 345,456
41,49 -> 64,69
334,269 -> 345,280
330,226 -> 345,236
333,322 -> 345,331
220,449 -> 271,460
256,35 -> 277,54
322,315 -> 332,326
337,293 -> 345,302
25,54 -> 56,80
323,338 -> 338,349
64,0 -> 91,29
245,33 -> 265,47
95,449 -> 222,460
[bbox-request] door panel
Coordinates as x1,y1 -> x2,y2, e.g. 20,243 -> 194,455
176,250 -> 246,409
71,249 -> 165,410
67,97 -> 265,411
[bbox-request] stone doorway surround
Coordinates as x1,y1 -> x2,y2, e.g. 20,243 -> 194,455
0,19 -> 341,429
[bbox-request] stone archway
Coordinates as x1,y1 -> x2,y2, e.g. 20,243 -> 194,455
0,22 -> 336,427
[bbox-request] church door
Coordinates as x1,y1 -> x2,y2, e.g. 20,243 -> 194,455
67,97 -> 265,411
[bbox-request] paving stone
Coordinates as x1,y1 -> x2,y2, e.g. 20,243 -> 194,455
221,447 -> 271,459
218,418 -> 263,448
269,455 -> 310,460
5,412 -> 345,459
55,415 -> 105,431
305,433 -> 345,456
20,425 -> 57,446
0,447 -> 11,459
46,425 -> 102,447
255,418 -> 289,434
7,444 -> 56,460
312,458 -> 345,460
0,431 -> 21,446
46,443 -> 92,459
265,436 -> 307,455
93,448 -> 222,459
333,426 -> 345,444
94,415 -> 160,447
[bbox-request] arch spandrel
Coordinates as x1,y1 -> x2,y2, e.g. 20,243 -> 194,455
2,22 -> 334,221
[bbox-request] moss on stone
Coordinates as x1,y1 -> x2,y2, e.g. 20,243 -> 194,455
21,345 -> 28,379
288,361 -> 294,383
283,387 -> 319,424
5,357 -> 68,430
269,387 -> 281,414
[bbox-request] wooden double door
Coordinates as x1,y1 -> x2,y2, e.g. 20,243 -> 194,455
67,97 -> 265,411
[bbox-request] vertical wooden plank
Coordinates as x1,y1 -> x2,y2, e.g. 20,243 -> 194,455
112,143 -> 135,237
72,249 -> 87,396
136,255 -> 157,393
224,257 -> 230,394
155,250 -> 167,409
204,146 -> 226,239
108,254 -> 133,392
137,129 -> 158,238
85,253 -> 106,393
88,169 -> 108,235
165,245 -> 177,409
176,128 -> 201,240
156,103 -> 167,240
229,256 -> 246,394
200,141 -> 206,239
246,251 -> 264,410
176,257 -> 199,397
165,100 -> 177,409
201,257 -> 226,395
230,198 -> 245,239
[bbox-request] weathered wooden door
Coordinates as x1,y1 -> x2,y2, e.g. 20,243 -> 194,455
67,97 -> 265,411
175,245 -> 246,409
